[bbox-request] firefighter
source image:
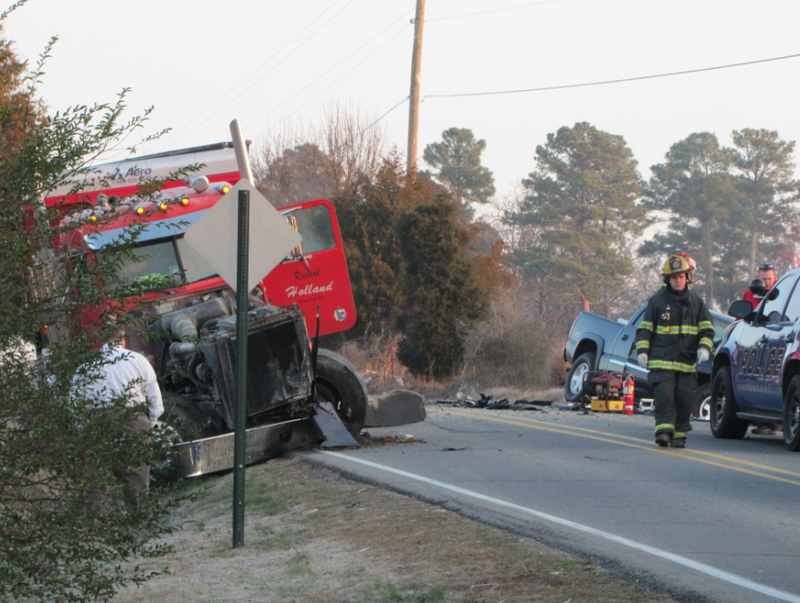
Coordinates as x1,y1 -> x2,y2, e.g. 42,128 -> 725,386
635,255 -> 715,448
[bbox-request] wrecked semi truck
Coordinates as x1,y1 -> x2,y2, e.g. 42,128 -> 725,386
36,142 -> 367,476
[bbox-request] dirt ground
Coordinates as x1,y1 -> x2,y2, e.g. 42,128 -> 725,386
111,433 -> 681,603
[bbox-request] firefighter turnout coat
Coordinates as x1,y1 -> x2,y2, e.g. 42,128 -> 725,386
635,287 -> 714,372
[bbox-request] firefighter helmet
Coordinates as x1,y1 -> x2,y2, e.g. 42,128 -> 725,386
676,252 -> 697,272
662,254 -> 694,284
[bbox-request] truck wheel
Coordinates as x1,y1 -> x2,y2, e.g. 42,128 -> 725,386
783,376 -> 800,451
565,352 -> 594,402
158,392 -> 214,441
692,383 -> 711,421
710,367 -> 748,439
316,349 -> 368,437
152,393 -> 213,484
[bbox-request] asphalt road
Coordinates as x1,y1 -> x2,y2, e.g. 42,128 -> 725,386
305,405 -> 800,603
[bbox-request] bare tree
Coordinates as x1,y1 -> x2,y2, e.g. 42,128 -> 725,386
252,101 -> 392,207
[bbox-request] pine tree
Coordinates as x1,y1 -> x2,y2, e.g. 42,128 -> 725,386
505,122 -> 645,316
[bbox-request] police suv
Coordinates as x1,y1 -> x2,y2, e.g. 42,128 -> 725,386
711,269 -> 800,450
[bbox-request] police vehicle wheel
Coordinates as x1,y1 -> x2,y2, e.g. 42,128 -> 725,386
692,383 -> 711,421
316,348 -> 368,437
710,367 -> 748,439
782,376 -> 800,451
565,352 -> 594,402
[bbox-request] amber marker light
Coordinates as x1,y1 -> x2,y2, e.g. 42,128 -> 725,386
89,214 -> 97,222
136,206 -> 145,215
218,184 -> 231,194
159,202 -> 169,211
180,197 -> 190,206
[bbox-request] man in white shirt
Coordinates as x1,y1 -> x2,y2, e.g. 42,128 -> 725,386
75,327 -> 164,510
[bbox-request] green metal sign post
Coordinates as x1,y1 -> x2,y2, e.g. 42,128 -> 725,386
232,189 -> 249,548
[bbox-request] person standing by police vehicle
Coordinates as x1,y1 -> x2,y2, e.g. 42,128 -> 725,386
635,255 -> 715,448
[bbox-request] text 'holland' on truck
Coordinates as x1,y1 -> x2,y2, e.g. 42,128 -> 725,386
29,141 -> 369,477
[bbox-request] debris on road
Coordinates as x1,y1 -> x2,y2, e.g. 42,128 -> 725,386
387,433 -> 415,443
430,392 -> 551,410
366,389 -> 427,427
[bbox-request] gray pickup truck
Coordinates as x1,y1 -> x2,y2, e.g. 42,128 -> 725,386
563,304 -> 733,418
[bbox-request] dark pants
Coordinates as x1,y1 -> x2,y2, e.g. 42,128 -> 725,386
88,412 -> 151,513
648,369 -> 696,438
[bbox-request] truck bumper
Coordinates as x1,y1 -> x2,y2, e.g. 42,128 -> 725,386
172,418 -> 319,478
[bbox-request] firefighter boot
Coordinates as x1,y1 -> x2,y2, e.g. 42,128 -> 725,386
670,437 -> 686,449
655,432 -> 672,447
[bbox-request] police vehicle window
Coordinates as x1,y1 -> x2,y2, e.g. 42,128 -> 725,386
780,279 -> 800,323
284,205 -> 336,254
760,276 -> 791,323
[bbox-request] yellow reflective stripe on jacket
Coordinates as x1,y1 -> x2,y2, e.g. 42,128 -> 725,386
698,320 -> 713,330
639,320 -> 654,332
654,325 -> 701,335
636,340 -> 650,352
699,337 -> 713,349
648,358 -> 697,372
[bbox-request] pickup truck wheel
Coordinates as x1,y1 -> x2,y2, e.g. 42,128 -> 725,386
710,367 -> 748,439
565,352 -> 594,402
782,376 -> 800,451
316,349 -> 368,437
692,383 -> 711,421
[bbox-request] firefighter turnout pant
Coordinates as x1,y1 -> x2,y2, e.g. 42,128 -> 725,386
648,369 -> 696,440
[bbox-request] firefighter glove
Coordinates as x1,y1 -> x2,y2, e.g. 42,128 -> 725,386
637,353 -> 648,368
697,348 -> 710,364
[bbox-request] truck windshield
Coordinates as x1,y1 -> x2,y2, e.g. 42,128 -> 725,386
103,235 -> 216,287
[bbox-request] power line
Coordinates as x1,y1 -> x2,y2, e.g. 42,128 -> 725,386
423,52 -> 800,99
155,0 -> 355,150
427,0 -> 559,22
248,17 -> 411,132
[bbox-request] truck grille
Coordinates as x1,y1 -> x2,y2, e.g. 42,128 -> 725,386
215,307 -> 312,420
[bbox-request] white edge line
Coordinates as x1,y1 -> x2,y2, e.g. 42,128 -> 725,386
320,450 -> 800,603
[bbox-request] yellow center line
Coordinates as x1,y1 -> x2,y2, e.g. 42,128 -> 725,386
438,408 -> 800,486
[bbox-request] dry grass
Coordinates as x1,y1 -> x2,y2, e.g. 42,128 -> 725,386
111,452 -> 679,603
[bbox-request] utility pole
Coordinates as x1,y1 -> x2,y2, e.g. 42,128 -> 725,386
406,0 -> 426,178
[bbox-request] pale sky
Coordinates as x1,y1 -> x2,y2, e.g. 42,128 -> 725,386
4,0 -> 800,201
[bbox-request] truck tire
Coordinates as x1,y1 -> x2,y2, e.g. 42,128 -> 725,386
158,392 -> 214,441
692,383 -> 711,421
710,367 -> 748,439
316,349 -> 368,437
565,352 -> 594,402
783,376 -> 800,451
152,393 -> 214,484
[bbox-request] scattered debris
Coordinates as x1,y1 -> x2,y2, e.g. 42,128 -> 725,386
431,392 -> 550,411
385,433 -> 415,443
442,445 -> 472,452
366,389 -> 427,427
